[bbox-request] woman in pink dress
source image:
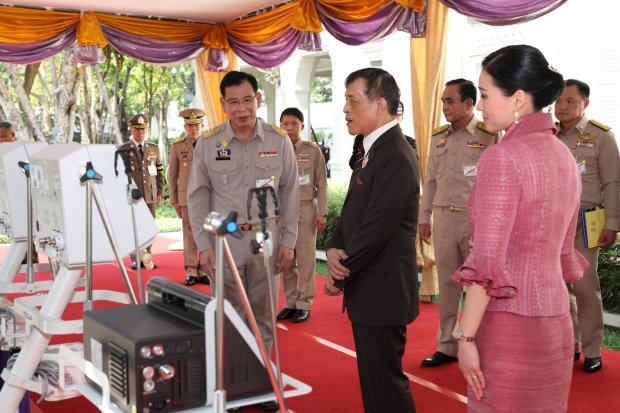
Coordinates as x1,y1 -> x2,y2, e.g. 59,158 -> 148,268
452,45 -> 589,412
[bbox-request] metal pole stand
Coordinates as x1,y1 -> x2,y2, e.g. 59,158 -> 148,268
247,186 -> 290,413
114,148 -> 146,303
203,210 -> 290,412
80,162 -> 138,307
0,162 -> 56,302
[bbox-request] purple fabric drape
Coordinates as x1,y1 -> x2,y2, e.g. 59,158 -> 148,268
0,27 -> 76,65
228,28 -> 321,69
206,48 -> 230,72
100,24 -> 206,65
72,44 -> 105,64
439,0 -> 567,25
317,1 -> 425,46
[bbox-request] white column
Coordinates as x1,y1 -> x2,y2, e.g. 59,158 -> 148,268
329,36 -> 370,183
381,31 -> 414,138
278,55 -> 315,141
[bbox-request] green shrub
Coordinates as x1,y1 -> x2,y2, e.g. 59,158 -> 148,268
316,182 -> 348,250
156,199 -> 178,219
598,240 -> 620,314
156,217 -> 182,233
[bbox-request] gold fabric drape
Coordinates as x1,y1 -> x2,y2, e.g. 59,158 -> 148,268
410,0 -> 449,299
196,50 -> 239,129
0,7 -> 78,43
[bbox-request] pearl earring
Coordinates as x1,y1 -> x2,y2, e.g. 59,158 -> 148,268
514,109 -> 519,124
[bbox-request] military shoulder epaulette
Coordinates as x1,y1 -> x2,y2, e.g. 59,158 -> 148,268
304,141 -> 319,148
173,137 -> 186,144
589,119 -> 611,131
203,126 -> 220,138
145,141 -> 158,147
432,124 -> 449,135
476,122 -> 494,134
272,124 -> 287,137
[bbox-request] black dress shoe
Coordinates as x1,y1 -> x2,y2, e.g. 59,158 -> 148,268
152,263 -> 157,269
227,408 -> 241,413
185,275 -> 197,286
256,400 -> 279,412
584,357 -> 602,373
574,352 -> 580,361
276,308 -> 296,320
199,275 -> 211,285
293,309 -> 310,323
421,351 -> 458,367
131,260 -> 138,269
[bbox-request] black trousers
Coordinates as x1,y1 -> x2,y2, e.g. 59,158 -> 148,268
351,323 -> 416,413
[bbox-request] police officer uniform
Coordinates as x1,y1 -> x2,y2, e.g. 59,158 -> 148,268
556,115 -> 620,367
279,139 -> 327,322
419,116 -> 499,363
169,108 -> 212,286
187,118 -> 300,354
118,114 -> 164,267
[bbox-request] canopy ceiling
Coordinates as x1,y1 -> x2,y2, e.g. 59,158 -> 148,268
4,0 -> 282,23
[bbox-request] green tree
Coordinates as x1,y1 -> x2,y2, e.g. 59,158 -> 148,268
311,76 -> 332,103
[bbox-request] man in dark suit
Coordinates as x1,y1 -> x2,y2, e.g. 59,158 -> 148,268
326,68 -> 420,413
348,100 -> 417,169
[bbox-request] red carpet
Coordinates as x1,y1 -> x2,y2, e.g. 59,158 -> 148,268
2,237 -> 620,413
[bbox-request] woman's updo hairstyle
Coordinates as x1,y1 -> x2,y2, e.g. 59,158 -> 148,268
481,45 -> 564,111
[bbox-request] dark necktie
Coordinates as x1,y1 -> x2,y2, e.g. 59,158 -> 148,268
352,144 -> 365,175
138,143 -> 143,157
192,140 -> 196,148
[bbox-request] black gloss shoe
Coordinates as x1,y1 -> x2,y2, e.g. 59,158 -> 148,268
584,357 -> 602,373
185,276 -> 198,286
152,263 -> 157,269
256,401 -> 279,412
293,309 -> 310,323
276,308 -> 296,320
199,275 -> 211,285
421,351 -> 458,367
131,260 -> 138,269
227,408 -> 241,413
574,352 -> 580,361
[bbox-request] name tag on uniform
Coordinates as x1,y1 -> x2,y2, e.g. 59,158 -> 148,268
463,164 -> 478,177
256,177 -> 274,188
577,159 -> 586,174
216,149 -> 231,160
148,163 -> 157,176
299,174 -> 311,185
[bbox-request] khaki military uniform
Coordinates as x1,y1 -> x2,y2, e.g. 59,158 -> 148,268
118,139 -> 164,252
419,116 -> 499,357
556,115 -> 620,358
187,119 -> 300,353
282,139 -> 328,311
168,136 -> 201,276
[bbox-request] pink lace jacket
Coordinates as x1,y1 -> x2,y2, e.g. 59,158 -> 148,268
452,113 -> 589,316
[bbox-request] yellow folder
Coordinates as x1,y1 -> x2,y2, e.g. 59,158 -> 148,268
581,208 -> 606,248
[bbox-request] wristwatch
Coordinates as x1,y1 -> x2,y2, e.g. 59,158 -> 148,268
454,328 -> 475,342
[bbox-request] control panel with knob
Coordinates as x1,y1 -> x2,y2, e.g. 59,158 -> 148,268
158,364 -> 175,380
